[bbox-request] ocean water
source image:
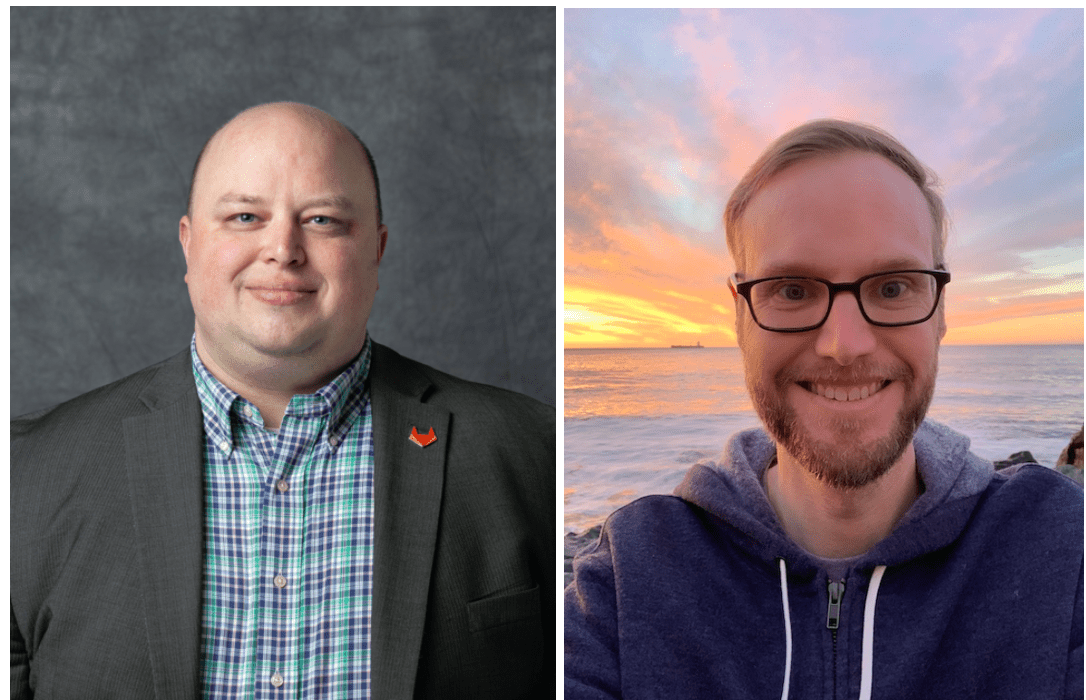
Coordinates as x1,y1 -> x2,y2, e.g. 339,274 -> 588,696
564,345 -> 1084,533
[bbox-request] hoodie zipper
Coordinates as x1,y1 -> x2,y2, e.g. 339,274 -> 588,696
827,580 -> 845,698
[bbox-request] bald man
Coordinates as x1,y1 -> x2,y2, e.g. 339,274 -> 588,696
12,103 -> 554,700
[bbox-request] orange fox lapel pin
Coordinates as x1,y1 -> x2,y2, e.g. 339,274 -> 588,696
409,426 -> 437,448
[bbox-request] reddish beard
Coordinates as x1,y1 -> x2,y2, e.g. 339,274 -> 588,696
747,359 -> 937,490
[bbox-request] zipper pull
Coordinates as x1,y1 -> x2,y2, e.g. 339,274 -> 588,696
826,580 -> 845,630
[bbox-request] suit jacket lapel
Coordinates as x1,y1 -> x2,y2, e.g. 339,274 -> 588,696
369,343 -> 450,700
123,351 -> 205,700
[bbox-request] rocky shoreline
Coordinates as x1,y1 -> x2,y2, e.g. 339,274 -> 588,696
993,427 -> 1083,486
564,427 -> 1084,587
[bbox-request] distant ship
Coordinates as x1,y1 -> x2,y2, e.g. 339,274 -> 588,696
670,341 -> 704,348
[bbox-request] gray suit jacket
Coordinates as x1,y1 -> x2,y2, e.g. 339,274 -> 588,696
11,342 -> 555,699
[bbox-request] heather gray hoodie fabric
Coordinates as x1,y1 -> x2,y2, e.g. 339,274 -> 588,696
565,420 -> 1083,699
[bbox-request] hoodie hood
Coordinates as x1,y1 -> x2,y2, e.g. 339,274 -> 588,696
674,419 -> 995,577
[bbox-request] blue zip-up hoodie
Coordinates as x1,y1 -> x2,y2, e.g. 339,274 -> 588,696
565,420 -> 1083,699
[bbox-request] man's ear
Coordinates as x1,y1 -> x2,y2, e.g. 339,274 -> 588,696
179,216 -> 191,278
377,224 -> 388,264
728,275 -> 745,340
374,224 -> 389,291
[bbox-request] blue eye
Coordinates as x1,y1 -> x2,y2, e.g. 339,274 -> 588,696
877,280 -> 910,299
310,216 -> 333,225
880,283 -> 902,298
235,213 -> 256,223
779,284 -> 808,301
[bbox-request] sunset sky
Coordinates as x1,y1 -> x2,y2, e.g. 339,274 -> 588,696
565,9 -> 1084,347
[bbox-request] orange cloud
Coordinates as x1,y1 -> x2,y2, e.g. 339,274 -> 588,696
565,217 -> 739,347
943,295 -> 1084,344
943,310 -> 1083,345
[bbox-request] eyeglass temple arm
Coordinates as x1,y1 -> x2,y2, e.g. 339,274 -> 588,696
727,273 -> 740,299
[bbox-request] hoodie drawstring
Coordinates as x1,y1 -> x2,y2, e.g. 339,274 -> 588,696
778,559 -> 792,700
858,564 -> 887,700
777,561 -> 887,700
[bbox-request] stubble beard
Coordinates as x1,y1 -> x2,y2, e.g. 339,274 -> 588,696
747,357 -> 937,490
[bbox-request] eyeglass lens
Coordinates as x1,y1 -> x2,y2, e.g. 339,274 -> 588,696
749,272 -> 939,330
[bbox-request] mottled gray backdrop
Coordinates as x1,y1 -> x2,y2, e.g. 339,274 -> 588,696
11,7 -> 556,416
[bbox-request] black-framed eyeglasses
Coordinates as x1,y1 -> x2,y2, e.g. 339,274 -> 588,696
728,269 -> 951,333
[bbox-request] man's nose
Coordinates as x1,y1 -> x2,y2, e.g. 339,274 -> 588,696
264,218 -> 305,266
814,292 -> 877,365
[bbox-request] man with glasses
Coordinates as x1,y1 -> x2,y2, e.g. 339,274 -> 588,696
565,120 -> 1082,699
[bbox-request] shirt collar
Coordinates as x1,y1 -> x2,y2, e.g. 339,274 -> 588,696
192,334 -> 372,450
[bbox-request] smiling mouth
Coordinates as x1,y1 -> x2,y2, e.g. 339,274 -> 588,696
798,380 -> 892,402
249,284 -> 315,293
248,287 -> 315,305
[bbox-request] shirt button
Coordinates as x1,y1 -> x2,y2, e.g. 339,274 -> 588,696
243,405 -> 253,418
218,440 -> 230,453
329,436 -> 340,447
270,672 -> 284,687
274,575 -> 287,588
276,479 -> 289,493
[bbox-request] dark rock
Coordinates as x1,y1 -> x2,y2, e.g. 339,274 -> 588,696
1056,427 -> 1084,486
991,428 -> 1083,486
1056,427 -> 1084,468
993,451 -> 1036,469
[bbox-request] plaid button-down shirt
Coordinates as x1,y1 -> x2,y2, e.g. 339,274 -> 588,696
192,335 -> 375,699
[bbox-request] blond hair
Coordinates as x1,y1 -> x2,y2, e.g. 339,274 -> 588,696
725,119 -> 947,270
